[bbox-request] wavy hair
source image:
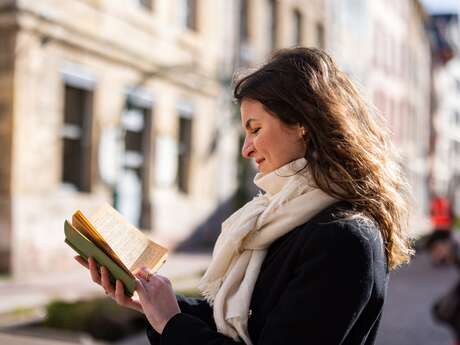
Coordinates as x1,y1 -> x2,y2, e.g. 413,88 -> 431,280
233,47 -> 413,270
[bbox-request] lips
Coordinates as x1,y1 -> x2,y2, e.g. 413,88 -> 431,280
255,158 -> 265,165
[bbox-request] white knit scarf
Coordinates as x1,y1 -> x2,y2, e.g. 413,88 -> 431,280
198,158 -> 337,344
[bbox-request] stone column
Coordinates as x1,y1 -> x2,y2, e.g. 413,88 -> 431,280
0,28 -> 15,273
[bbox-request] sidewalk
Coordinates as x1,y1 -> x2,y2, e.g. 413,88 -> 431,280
0,253 -> 211,327
0,332 -> 97,345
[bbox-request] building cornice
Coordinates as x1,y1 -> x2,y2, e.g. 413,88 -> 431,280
0,4 -> 220,97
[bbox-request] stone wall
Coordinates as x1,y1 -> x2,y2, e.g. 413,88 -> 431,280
5,0 -> 240,278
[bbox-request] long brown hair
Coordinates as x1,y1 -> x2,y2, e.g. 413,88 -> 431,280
234,47 -> 413,270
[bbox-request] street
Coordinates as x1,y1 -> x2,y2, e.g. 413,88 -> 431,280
376,251 -> 457,345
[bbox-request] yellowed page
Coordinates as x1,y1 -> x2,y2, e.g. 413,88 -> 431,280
72,211 -> 129,274
130,243 -> 168,273
88,203 -> 168,272
72,212 -> 105,243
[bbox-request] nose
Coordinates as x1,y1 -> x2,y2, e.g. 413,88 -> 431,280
241,135 -> 254,159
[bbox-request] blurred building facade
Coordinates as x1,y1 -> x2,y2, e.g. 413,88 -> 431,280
0,0 -> 449,278
0,0 -> 240,277
429,13 -> 460,218
237,0 -> 326,68
0,0 -> 330,277
326,0 -> 432,235
326,0 -> 369,84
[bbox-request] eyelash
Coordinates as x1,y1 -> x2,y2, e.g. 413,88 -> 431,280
251,128 -> 260,135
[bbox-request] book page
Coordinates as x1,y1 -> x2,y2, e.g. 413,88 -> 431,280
130,242 -> 168,273
72,212 -> 115,255
72,211 -> 130,275
88,203 -> 168,272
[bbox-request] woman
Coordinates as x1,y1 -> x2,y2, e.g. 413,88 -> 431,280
76,47 -> 413,344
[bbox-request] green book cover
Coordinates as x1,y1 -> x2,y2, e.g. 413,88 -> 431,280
64,220 -> 136,296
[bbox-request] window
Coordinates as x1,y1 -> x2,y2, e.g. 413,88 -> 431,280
268,0 -> 278,50
240,0 -> 250,43
137,0 -> 153,10
61,85 -> 93,192
455,141 -> 460,157
177,109 -> 193,194
454,110 -> 460,126
388,35 -> 394,75
178,0 -> 198,31
316,22 -> 325,49
403,46 -> 410,81
293,9 -> 303,46
373,22 -> 379,67
115,93 -> 153,229
397,41 -> 403,77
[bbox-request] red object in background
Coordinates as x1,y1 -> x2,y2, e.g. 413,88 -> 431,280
431,196 -> 453,230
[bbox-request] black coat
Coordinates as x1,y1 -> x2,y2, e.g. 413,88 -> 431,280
147,201 -> 389,345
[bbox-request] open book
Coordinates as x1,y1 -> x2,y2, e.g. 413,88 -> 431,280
64,203 -> 168,296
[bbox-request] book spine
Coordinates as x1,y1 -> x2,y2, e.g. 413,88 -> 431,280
64,221 -> 135,296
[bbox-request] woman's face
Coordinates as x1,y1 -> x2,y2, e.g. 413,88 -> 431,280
240,98 -> 306,174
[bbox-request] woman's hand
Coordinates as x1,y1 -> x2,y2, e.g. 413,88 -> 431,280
135,267 -> 181,334
74,256 -> 143,313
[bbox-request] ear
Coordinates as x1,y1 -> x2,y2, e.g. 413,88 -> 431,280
298,125 -> 307,139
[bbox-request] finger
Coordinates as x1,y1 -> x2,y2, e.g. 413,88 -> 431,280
115,280 -> 143,312
134,268 -> 152,282
114,279 -> 126,304
138,267 -> 153,281
88,257 -> 101,284
134,278 -> 149,309
133,270 -> 144,279
101,266 -> 115,295
74,256 -> 89,269
154,274 -> 171,286
135,277 -> 148,299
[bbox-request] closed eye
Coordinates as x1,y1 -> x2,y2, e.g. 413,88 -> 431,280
251,128 -> 260,135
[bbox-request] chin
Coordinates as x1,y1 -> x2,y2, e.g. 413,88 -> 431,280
259,166 -> 273,175
256,161 -> 272,175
